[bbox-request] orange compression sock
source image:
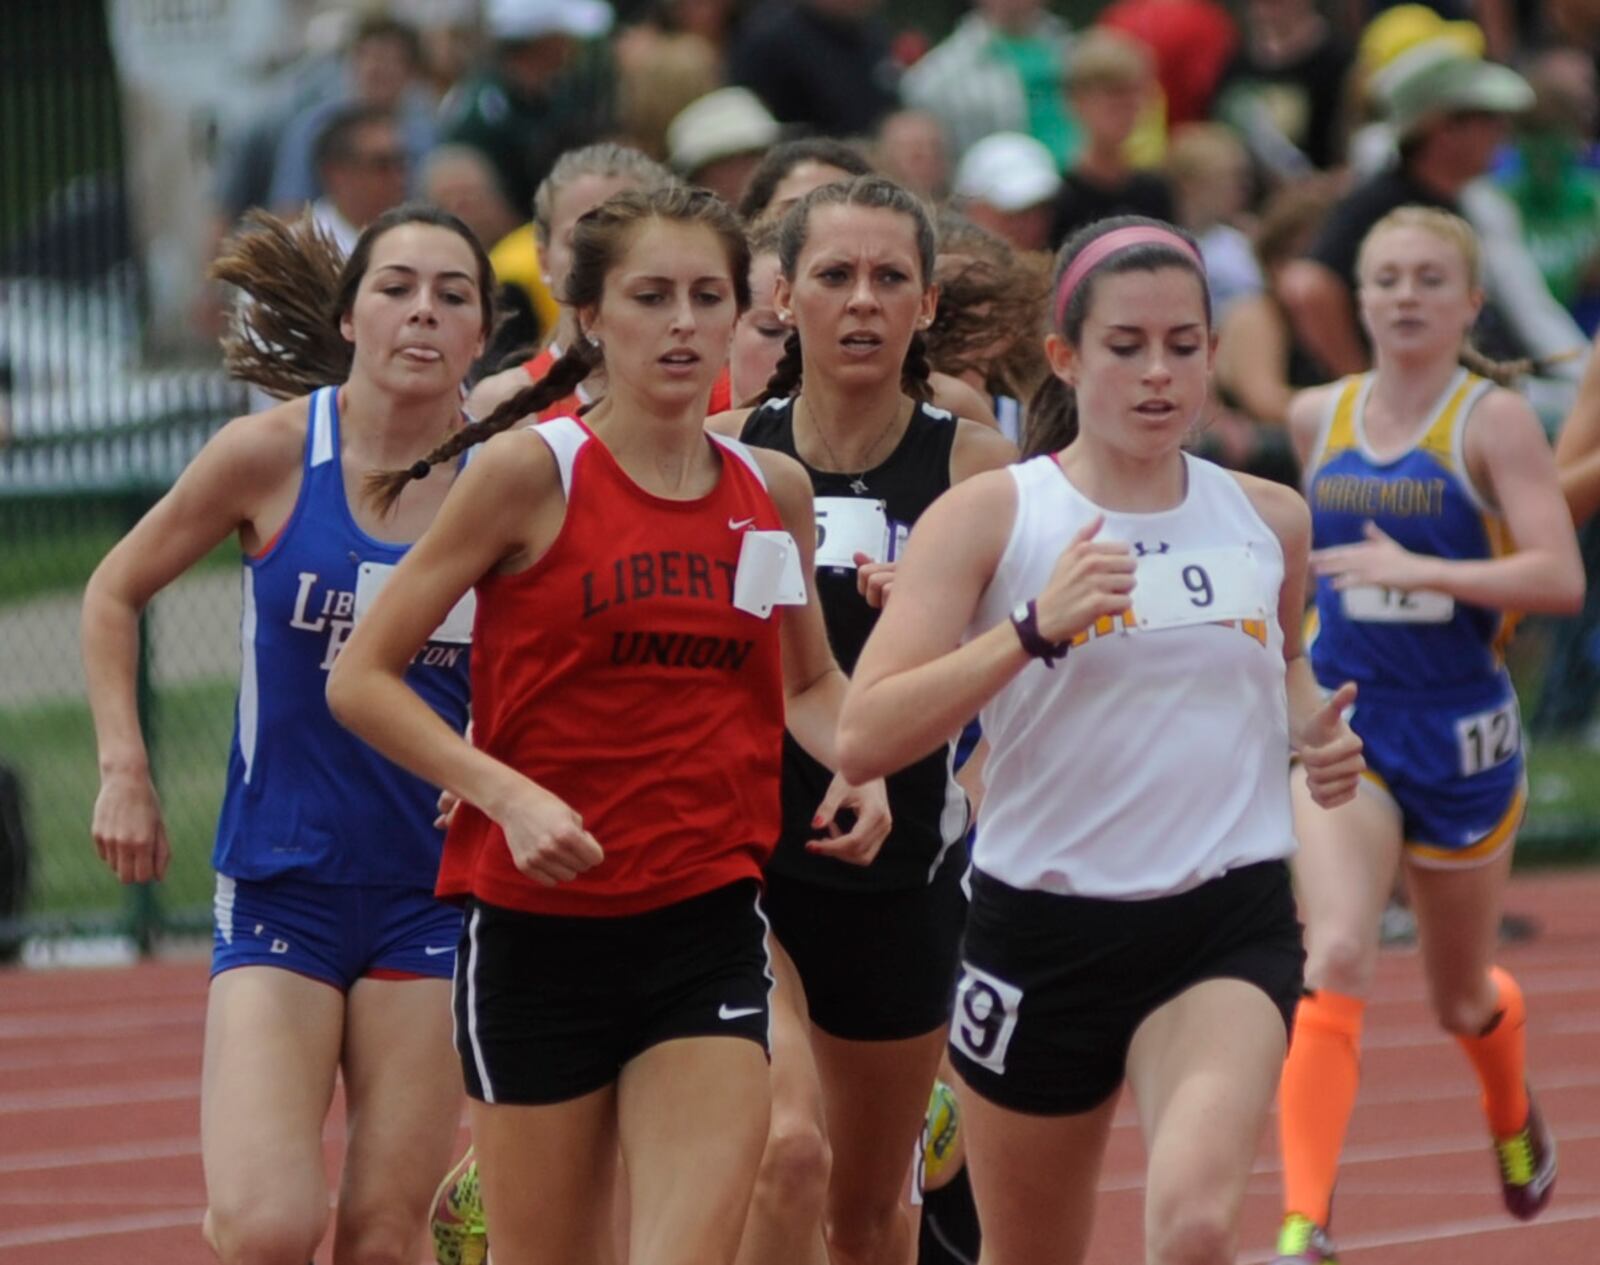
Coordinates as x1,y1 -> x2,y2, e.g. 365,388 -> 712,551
1455,966 -> 1530,1138
1278,989 -> 1365,1227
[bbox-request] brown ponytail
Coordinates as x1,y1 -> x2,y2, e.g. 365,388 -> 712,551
1023,374 -> 1077,457
902,330 -> 934,403
212,210 -> 352,399
213,203 -> 497,400
927,221 -> 1051,402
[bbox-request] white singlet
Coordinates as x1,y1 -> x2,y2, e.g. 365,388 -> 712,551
970,453 -> 1296,899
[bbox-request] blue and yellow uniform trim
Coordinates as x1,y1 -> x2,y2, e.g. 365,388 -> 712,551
1305,371 -> 1525,866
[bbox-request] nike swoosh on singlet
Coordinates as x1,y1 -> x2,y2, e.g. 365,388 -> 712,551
728,517 -> 756,530
718,1004 -> 763,1020
423,945 -> 454,956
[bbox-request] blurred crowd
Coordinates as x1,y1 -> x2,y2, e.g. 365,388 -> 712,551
200,0 -> 1600,744
203,0 -> 1600,435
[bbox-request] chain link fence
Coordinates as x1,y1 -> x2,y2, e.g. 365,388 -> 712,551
1,3 -> 246,951
3,1 -> 1599,961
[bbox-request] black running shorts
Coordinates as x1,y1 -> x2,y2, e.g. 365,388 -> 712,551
762,850 -> 967,1042
949,860 -> 1304,1115
453,879 -> 771,1105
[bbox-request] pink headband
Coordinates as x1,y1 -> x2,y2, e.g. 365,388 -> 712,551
1053,226 -> 1205,329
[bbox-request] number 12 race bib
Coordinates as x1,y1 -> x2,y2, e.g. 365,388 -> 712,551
1131,545 -> 1268,632
1340,585 -> 1455,623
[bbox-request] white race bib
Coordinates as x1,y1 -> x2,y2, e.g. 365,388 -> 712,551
949,962 -> 1023,1075
1132,545 -> 1268,632
814,497 -> 889,570
733,530 -> 808,619
1341,585 -> 1455,623
354,561 -> 476,645
1456,697 -> 1520,778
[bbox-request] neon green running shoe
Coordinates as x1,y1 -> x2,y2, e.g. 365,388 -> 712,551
430,1147 -> 487,1265
1270,1212 -> 1339,1264
1495,1091 -> 1557,1220
923,1079 -> 961,1188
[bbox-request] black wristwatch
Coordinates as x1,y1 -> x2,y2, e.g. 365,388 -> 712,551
1010,599 -> 1068,668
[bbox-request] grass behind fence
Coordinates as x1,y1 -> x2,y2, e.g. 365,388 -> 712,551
1,678 -> 231,918
3,674 -> 1598,925
1,494 -> 1597,928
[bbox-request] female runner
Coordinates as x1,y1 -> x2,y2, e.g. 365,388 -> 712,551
465,143 -> 676,422
729,216 -> 791,408
737,138 -> 876,223
83,205 -> 488,1264
1270,207 -> 1583,1263
731,211 -> 993,424
713,174 -> 1016,1265
835,215 -> 1366,1265
327,184 -> 885,1265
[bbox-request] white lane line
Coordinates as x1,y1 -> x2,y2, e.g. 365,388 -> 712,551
1098,1121 -> 1600,1191
0,1040 -> 198,1075
1354,1063 -> 1600,1106
0,1136 -> 200,1174
0,1186 -> 202,1206
0,1208 -> 204,1249
1366,967 -> 1600,1007
0,1009 -> 204,1040
0,1078 -> 199,1114
1363,1010 -> 1600,1050
1236,1198 -> 1600,1263
0,1114 -> 351,1175
1109,1063 -> 1600,1129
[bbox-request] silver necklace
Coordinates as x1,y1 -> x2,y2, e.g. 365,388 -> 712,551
797,396 -> 903,495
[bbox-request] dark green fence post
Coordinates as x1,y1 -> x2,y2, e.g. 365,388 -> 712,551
122,490 -> 161,954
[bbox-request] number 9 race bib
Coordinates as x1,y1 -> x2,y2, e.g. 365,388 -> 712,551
1131,545 -> 1268,632
949,962 -> 1023,1074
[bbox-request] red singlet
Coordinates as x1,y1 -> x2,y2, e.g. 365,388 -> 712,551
439,417 -> 787,916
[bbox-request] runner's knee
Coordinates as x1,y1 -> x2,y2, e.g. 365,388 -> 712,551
755,1113 -> 831,1212
1431,986 -> 1499,1037
207,1200 -> 325,1265
1305,926 -> 1376,995
1148,1202 -> 1234,1265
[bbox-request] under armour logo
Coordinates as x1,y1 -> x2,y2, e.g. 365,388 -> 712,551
1133,540 -> 1170,556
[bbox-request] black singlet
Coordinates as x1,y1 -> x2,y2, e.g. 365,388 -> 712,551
741,396 -> 970,891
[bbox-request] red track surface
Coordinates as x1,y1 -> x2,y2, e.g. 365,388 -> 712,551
0,870 -> 1595,1264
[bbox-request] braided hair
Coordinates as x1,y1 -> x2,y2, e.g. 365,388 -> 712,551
369,184 -> 751,512
1457,344 -> 1566,388
760,174 -> 938,404
212,203 -> 495,400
